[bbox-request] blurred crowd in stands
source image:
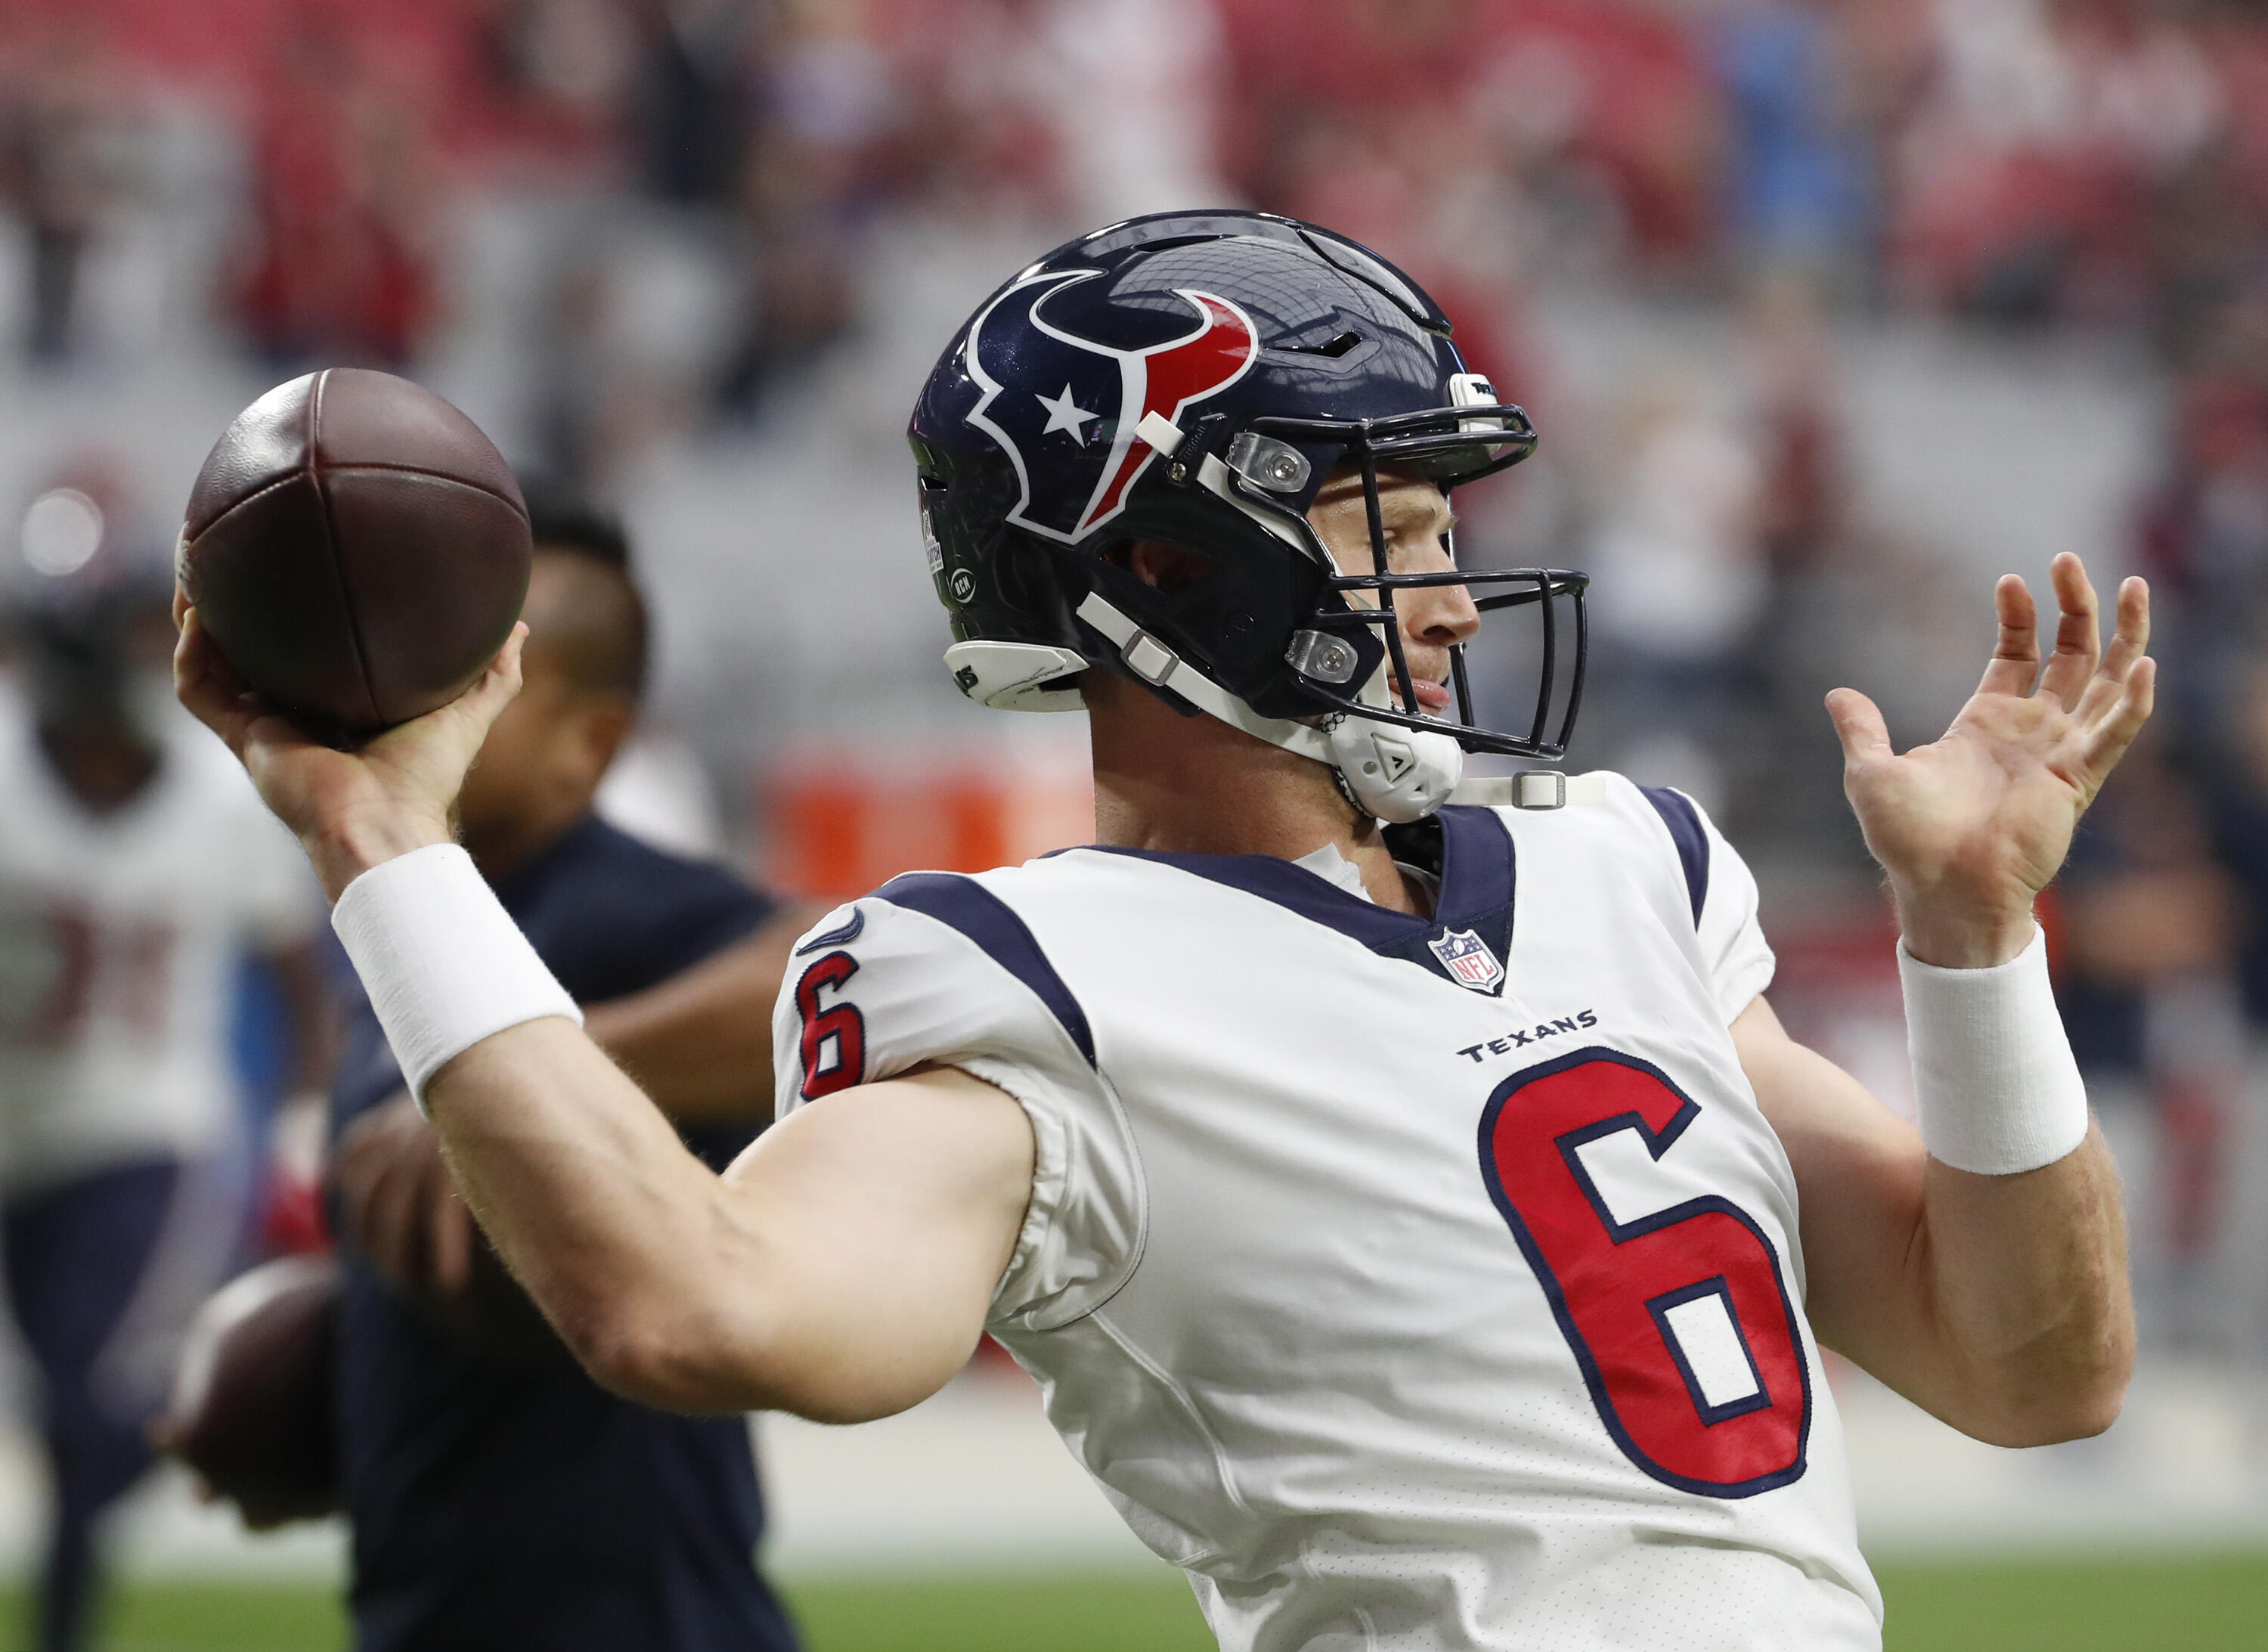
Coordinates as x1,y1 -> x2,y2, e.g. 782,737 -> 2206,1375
8,0 -> 2268,1357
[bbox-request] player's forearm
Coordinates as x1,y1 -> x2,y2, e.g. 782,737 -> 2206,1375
422,1020 -> 791,1412
1887,917 -> 2133,1440
1799,1118 -> 2133,1445
582,967 -> 770,1124
1739,997 -> 2132,1444
1905,1127 -> 2133,1445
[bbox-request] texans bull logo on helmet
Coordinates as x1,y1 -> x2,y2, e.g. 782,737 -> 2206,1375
964,269 -> 1257,544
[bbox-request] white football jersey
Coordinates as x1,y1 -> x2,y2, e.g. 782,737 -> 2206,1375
0,705 -> 321,1191
774,776 -> 1881,1650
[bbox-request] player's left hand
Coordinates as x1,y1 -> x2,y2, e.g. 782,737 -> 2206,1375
1826,553 -> 2154,969
333,1089 -> 476,1301
143,1429 -> 294,1533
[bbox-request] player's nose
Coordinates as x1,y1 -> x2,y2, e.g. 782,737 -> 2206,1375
1402,544 -> 1481,653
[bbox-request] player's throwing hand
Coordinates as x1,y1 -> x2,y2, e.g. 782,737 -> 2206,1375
1824,552 -> 2154,969
172,592 -> 529,900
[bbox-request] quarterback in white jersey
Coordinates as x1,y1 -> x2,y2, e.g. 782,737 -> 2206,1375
180,212 -> 2149,1652
770,786 -> 1876,1645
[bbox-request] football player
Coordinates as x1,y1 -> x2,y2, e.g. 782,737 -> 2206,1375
176,212 -> 2151,1650
0,538 -> 330,1652
319,501 -> 805,1652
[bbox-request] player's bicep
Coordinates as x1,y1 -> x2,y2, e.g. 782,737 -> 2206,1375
718,1065 -> 1036,1422
1733,996 -> 1932,1377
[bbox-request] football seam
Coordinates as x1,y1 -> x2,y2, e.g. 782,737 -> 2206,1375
185,469 -> 302,535
205,463 -> 525,528
308,370 -> 387,730
311,463 -> 530,521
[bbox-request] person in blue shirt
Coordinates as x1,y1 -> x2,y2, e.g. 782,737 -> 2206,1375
325,498 -> 807,1652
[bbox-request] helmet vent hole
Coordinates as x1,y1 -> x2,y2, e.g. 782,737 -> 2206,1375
1280,330 -> 1362,359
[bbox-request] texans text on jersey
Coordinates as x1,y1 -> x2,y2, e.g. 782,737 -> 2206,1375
1454,1009 -> 1600,1063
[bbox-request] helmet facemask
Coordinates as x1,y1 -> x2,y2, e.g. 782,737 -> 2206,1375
1063,393 -> 1586,823
1216,393 -> 1588,767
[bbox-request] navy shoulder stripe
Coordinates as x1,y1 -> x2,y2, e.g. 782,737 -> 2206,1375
1640,786 -> 1709,925
872,872 -> 1096,1066
795,908 -> 865,954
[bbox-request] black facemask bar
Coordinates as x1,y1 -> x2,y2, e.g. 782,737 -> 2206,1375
1243,406 -> 1590,761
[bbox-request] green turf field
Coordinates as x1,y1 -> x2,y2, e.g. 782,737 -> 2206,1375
10,1552 -> 2263,1650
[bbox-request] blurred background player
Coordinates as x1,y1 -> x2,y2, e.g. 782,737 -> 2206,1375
0,473 -> 331,1652
322,495 -> 807,1652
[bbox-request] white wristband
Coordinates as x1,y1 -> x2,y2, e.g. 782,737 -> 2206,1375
331,845 -> 581,1109
1900,923 -> 2089,1176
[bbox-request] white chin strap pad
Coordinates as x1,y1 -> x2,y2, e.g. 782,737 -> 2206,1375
1074,592 -> 1461,823
1327,717 -> 1463,823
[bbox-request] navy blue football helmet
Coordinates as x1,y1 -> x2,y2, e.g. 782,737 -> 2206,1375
908,209 -> 1586,821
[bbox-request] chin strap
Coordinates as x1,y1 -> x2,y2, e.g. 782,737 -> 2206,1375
1449,772 -> 1613,809
1074,592 -> 1332,761
1074,592 -> 1468,823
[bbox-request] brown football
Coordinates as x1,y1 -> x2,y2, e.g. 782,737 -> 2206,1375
159,1254 -> 340,1526
179,368 -> 531,742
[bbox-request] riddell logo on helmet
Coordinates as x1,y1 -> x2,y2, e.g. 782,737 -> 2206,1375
964,269 -> 1256,544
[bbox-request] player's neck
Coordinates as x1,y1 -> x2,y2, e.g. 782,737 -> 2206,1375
1085,676 -> 1424,915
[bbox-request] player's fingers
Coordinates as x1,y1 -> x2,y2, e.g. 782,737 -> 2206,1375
2096,575 -> 2151,685
2082,656 -> 2156,783
404,1149 -> 446,1297
1824,688 -> 1893,772
172,610 -> 243,743
175,609 -> 287,754
430,1174 -> 472,1299
330,1124 -> 381,1232
457,623 -> 526,718
360,1150 -> 423,1288
2034,553 -> 2100,710
388,621 -> 527,765
2074,577 -> 2155,730
1977,575 -> 2040,699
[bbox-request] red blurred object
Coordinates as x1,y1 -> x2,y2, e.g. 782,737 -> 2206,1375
258,1167 -> 329,1258
228,16 -> 440,368
762,742 -> 1093,902
1216,0 -> 1721,268
2158,1074 -> 2229,1263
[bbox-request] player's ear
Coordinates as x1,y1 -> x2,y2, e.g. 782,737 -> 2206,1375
574,690 -> 638,782
1123,539 -> 1219,594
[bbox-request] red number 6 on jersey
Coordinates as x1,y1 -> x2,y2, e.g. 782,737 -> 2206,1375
794,952 -> 866,1101
1479,1048 -> 1811,1499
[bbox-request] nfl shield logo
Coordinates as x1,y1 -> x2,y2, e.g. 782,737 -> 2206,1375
1428,928 -> 1504,995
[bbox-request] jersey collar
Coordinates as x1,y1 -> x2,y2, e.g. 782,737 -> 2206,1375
1072,804 -> 1516,995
